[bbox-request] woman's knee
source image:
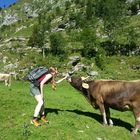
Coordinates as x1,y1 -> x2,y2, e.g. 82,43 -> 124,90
35,95 -> 44,105
38,99 -> 44,106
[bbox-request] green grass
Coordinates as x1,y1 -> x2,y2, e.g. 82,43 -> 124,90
98,56 -> 140,80
0,80 -> 140,140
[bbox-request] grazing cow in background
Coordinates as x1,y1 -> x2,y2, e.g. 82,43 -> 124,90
0,73 -> 11,86
67,76 -> 140,135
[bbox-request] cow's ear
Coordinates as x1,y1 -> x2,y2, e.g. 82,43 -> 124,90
82,82 -> 89,89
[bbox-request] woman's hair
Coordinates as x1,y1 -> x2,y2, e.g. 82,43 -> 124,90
49,67 -> 58,74
49,67 -> 58,90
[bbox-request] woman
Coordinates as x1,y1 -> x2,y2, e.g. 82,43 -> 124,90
30,67 -> 58,127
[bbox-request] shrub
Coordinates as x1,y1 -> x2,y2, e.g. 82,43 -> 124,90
49,32 -> 68,61
80,27 -> 99,58
95,47 -> 106,70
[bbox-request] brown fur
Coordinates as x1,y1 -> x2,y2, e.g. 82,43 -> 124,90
68,77 -> 140,135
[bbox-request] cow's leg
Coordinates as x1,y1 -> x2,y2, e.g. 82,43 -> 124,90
105,106 -> 113,126
5,80 -> 8,86
132,108 -> 140,135
96,100 -> 107,125
8,75 -> 11,86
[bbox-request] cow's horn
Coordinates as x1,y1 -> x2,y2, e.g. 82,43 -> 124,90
81,76 -> 89,81
82,82 -> 89,89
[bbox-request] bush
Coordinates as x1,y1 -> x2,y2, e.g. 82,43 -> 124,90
80,27 -> 98,58
95,47 -> 106,70
50,32 -> 68,60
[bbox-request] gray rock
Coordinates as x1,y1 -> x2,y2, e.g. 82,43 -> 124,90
87,71 -> 98,77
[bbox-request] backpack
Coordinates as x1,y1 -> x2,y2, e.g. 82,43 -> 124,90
27,66 -> 48,85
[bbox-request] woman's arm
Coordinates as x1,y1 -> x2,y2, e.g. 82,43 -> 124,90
40,74 -> 52,98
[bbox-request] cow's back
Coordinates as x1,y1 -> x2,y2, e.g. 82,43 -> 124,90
88,80 -> 140,110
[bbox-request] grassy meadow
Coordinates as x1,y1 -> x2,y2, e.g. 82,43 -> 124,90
0,80 -> 140,140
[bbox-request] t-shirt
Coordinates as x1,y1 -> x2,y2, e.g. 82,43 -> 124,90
38,73 -> 53,84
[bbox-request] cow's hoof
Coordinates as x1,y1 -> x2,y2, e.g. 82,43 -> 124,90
102,123 -> 108,127
109,124 -> 113,127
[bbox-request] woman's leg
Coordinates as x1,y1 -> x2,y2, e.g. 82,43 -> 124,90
39,100 -> 49,123
31,94 -> 44,126
33,94 -> 44,118
40,103 -> 45,116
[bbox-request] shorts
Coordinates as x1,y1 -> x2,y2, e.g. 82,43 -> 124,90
30,83 -> 41,96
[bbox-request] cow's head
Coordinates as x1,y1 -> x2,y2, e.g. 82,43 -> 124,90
67,76 -> 89,92
67,76 -> 99,109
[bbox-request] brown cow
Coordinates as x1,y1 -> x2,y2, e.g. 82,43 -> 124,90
67,76 -> 140,135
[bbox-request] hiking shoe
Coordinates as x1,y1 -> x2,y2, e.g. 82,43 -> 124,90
31,119 -> 41,127
41,116 -> 49,124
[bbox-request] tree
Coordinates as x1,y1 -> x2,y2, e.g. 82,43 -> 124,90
28,11 -> 52,58
86,0 -> 94,20
27,24 -> 40,47
80,27 -> 99,58
50,32 -> 67,60
95,0 -> 127,39
125,27 -> 138,55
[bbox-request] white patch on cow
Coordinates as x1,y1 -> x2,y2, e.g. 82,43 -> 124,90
109,119 -> 113,126
136,116 -> 140,121
82,83 -> 89,89
103,112 -> 107,125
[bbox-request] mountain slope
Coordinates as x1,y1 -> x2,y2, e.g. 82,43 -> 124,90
0,0 -> 140,79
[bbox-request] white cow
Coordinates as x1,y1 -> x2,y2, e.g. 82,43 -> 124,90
0,73 -> 11,86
